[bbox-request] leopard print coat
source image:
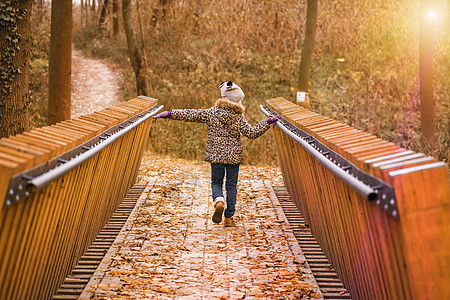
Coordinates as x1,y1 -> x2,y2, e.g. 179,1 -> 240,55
170,99 -> 270,165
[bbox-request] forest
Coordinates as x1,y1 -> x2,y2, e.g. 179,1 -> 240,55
2,0 -> 449,165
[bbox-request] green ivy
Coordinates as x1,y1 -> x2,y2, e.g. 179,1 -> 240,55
0,0 -> 28,103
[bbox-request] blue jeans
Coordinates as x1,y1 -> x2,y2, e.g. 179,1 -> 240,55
211,163 -> 240,218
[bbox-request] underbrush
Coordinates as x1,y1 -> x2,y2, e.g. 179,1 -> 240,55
72,0 -> 448,164
29,3 -> 51,129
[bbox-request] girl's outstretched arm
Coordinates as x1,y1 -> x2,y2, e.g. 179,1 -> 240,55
239,116 -> 271,139
170,108 -> 211,123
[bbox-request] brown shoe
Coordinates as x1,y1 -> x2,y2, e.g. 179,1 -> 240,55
212,200 -> 224,223
224,217 -> 236,227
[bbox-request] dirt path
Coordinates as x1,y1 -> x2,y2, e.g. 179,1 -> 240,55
71,47 -> 122,117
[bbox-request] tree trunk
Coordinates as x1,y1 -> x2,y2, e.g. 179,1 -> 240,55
297,0 -> 318,105
99,0 -> 109,28
80,0 -> 84,27
122,0 -> 149,95
48,0 -> 72,125
112,0 -> 119,36
420,0 -> 438,153
445,0 -> 450,45
86,0 -> 90,26
0,0 -> 32,137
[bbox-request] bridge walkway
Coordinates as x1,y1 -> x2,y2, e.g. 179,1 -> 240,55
68,154 -> 333,299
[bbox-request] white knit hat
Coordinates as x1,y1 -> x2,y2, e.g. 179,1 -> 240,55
219,81 -> 245,102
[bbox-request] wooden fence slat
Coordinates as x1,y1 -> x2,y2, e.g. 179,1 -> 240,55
390,164 -> 450,299
8,135 -> 61,157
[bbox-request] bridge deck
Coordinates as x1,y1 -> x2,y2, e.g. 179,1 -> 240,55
58,155 -> 333,299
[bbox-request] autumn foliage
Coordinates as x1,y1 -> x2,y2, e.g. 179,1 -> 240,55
31,0 -> 449,164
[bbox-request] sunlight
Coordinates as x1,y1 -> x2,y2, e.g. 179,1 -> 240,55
426,9 -> 438,21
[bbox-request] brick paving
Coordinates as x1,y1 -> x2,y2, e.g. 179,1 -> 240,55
80,155 -> 322,299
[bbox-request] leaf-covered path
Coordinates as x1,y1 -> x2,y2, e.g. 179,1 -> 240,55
79,153 -> 321,299
71,47 -> 122,117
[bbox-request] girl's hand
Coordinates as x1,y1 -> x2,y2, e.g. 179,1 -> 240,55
266,116 -> 279,127
152,111 -> 172,121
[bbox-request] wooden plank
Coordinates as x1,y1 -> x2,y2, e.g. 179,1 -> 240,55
0,146 -> 35,169
356,148 -> 409,170
66,119 -> 106,134
376,157 -> 437,179
24,131 -> 78,151
16,178 -> 62,299
0,139 -> 52,163
0,199 -> 30,299
8,135 -> 62,157
0,152 -> 29,172
389,164 -> 450,299
59,121 -> 101,136
107,106 -> 136,115
78,114 -> 117,127
95,108 -> 129,122
37,127 -> 86,142
0,159 -> 21,269
50,124 -> 95,141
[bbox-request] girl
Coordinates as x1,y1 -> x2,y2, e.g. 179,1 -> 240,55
153,81 -> 278,227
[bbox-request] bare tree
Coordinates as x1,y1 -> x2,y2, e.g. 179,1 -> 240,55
297,0 -> 318,106
99,0 -> 109,28
48,0 -> 72,125
122,0 -> 149,95
84,0 -> 90,26
0,0 -> 32,137
80,0 -> 84,27
112,0 -> 119,36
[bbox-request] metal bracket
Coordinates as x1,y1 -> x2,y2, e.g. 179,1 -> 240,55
261,105 -> 399,220
3,104 -> 163,209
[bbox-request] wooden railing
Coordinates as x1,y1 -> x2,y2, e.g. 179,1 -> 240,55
265,97 -> 449,300
0,96 -> 158,299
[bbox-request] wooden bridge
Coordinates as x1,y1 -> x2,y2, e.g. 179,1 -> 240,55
0,96 -> 448,299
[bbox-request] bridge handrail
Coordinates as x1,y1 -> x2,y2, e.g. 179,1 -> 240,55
0,96 -> 158,299
29,105 -> 162,194
265,97 -> 449,300
261,105 -> 380,204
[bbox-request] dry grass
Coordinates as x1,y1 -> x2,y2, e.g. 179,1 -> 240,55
58,0 -> 450,164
